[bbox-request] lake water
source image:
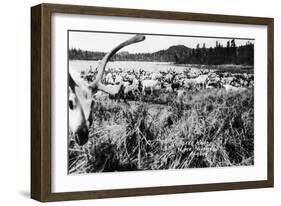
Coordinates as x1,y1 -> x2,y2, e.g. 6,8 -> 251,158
69,60 -> 197,74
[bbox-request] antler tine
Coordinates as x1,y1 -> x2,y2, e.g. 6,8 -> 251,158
89,35 -> 145,95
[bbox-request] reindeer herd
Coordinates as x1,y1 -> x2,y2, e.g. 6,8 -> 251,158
79,62 -> 254,102
68,34 -> 254,146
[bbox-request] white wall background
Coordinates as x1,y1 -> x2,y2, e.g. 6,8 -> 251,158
0,0 -> 279,205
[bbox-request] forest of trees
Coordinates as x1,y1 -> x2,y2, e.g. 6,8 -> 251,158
69,39 -> 254,65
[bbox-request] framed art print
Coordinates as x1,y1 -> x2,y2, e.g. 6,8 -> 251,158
31,3 -> 274,202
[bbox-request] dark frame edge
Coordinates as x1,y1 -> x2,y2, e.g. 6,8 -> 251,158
31,4 -> 43,202
40,3 -> 274,25
31,4 -> 53,202
43,180 -> 272,202
267,18 -> 274,187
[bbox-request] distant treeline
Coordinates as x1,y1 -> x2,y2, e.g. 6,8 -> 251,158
69,39 -> 254,65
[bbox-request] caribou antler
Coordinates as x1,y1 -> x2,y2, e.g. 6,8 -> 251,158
89,35 -> 145,95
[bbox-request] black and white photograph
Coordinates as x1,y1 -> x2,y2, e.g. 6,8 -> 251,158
68,31 -> 254,174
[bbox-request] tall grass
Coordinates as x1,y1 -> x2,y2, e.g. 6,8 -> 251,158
68,88 -> 254,174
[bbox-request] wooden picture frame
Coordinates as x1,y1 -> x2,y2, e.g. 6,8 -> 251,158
31,3 -> 274,202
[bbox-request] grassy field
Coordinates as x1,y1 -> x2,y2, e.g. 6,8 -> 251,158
68,88 -> 254,174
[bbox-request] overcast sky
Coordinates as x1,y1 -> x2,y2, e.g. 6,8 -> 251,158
69,31 -> 254,53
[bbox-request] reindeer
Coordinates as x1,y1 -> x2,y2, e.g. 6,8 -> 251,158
193,74 -> 209,90
123,78 -> 140,100
141,79 -> 161,95
170,71 -> 181,91
68,35 -> 145,145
